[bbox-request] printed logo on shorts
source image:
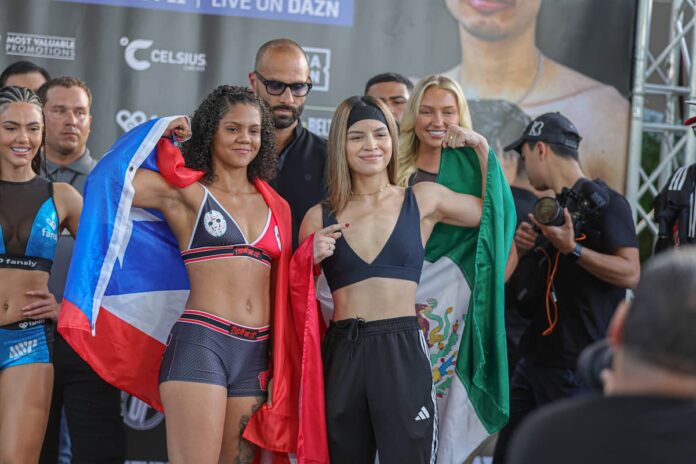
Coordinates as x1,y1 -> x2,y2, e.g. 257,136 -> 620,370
204,210 -> 227,237
8,339 -> 38,359
258,369 -> 270,391
414,405 -> 430,421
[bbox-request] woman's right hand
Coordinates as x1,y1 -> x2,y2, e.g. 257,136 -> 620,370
163,116 -> 191,142
313,224 -> 344,265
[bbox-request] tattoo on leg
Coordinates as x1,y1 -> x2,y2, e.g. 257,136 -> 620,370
234,396 -> 265,464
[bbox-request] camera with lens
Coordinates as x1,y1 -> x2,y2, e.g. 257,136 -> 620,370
532,179 -> 610,233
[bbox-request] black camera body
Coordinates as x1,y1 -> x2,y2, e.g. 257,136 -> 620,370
532,178 -> 610,233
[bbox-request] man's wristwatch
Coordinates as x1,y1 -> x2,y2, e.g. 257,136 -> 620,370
568,243 -> 583,262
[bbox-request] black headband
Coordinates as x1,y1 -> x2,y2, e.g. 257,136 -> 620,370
347,101 -> 388,129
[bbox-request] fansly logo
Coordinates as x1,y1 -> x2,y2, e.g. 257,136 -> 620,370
116,110 -> 158,132
121,392 -> 165,431
120,37 -> 206,72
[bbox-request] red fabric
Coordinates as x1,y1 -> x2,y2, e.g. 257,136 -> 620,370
289,236 -> 330,464
242,180 -> 301,460
58,300 -> 166,411
155,138 -> 204,187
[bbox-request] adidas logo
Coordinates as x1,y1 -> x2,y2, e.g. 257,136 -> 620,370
414,406 -> 430,421
8,339 -> 38,360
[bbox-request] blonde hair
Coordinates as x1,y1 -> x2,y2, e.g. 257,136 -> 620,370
396,75 -> 472,186
326,96 -> 399,215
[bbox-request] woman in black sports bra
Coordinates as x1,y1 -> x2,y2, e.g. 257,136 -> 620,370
130,86 -> 290,464
0,86 -> 82,463
298,96 -> 489,464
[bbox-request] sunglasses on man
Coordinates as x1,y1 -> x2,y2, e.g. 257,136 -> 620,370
254,71 -> 312,97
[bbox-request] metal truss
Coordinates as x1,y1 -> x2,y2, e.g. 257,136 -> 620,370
627,0 -> 696,238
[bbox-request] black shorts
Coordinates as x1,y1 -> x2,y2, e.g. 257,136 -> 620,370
322,316 -> 437,464
159,310 -> 270,397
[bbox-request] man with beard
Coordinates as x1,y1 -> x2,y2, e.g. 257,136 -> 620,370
37,77 -> 126,464
442,0 -> 630,193
249,38 -> 327,249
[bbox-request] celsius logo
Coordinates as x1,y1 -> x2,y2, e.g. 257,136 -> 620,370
120,37 -> 206,72
121,392 -> 164,431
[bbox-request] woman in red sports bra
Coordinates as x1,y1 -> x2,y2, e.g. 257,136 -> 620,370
131,86 -> 290,464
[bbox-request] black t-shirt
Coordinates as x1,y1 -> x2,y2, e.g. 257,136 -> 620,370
270,122 -> 327,250
505,187 -> 538,347
508,394 -> 696,464
519,179 -> 638,368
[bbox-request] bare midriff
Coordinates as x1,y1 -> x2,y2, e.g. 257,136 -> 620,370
0,268 -> 50,326
330,278 -> 418,322
184,257 -> 272,327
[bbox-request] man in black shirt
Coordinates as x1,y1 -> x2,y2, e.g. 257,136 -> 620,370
508,248 -> 696,464
38,77 -> 126,464
249,38 -> 327,249
493,112 -> 640,463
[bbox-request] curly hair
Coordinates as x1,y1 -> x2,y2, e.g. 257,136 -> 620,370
0,85 -> 45,174
182,85 -> 277,183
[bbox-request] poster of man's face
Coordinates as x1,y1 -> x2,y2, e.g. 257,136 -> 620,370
2,0 -> 635,194
441,0 -> 633,193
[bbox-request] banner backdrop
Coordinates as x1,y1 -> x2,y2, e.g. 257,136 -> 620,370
2,0 -> 635,461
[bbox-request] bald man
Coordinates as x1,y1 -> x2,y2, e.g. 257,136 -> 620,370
249,38 -> 327,249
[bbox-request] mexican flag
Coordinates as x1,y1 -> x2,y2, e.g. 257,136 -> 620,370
416,147 -> 516,463
306,147 -> 515,463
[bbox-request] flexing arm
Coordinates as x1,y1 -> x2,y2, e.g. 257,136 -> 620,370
415,126 -> 491,227
414,182 -> 483,228
132,116 -> 192,210
443,125 -> 489,199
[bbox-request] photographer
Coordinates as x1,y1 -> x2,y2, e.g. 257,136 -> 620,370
493,113 -> 640,463
507,248 -> 696,464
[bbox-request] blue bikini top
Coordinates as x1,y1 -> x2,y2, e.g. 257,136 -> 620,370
321,187 -> 424,292
0,176 -> 59,272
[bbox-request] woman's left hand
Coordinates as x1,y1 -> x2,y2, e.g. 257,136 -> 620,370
443,126 -> 489,157
22,290 -> 61,321
163,116 -> 192,143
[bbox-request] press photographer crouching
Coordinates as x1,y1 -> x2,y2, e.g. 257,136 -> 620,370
493,112 -> 640,463
507,248 -> 696,464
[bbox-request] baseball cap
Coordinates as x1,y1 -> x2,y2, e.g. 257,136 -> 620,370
504,112 -> 582,154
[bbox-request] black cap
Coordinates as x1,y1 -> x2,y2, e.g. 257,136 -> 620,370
503,112 -> 582,154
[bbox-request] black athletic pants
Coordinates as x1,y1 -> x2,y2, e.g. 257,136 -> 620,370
40,332 -> 126,464
322,316 -> 437,464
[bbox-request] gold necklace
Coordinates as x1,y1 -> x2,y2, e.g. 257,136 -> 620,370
350,183 -> 390,197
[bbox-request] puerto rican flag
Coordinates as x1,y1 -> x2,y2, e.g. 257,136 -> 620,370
58,117 -> 301,459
